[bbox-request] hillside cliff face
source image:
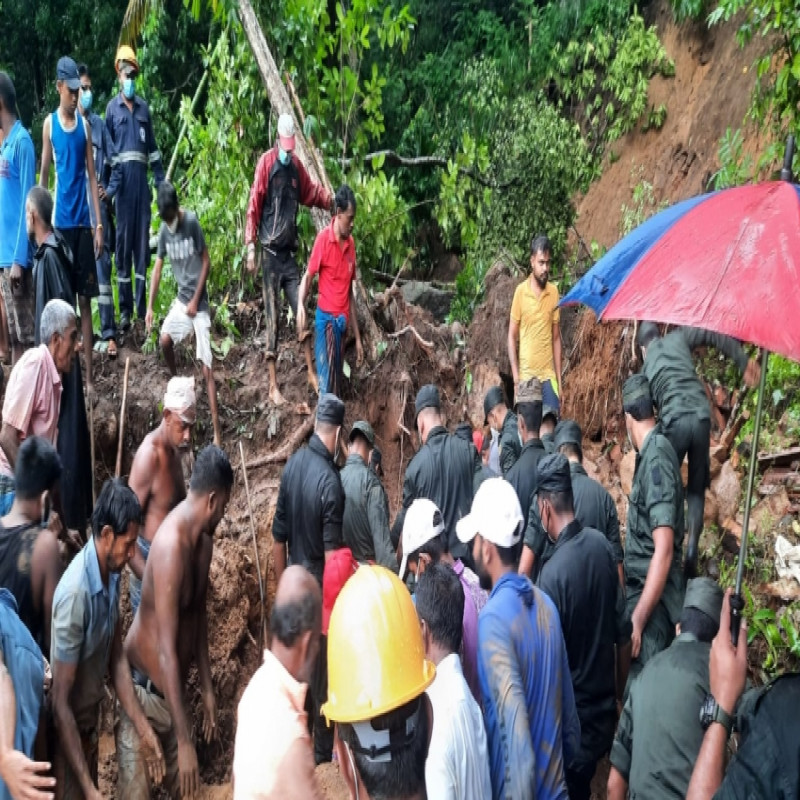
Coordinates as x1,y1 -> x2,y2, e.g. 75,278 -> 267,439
575,2 -> 766,250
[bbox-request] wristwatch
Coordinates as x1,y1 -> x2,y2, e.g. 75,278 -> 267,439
699,693 -> 734,736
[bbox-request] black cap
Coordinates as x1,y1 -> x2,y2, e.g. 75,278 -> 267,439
349,420 -> 375,446
454,422 -> 473,443
554,419 -> 582,450
536,453 -> 572,494
483,386 -> 505,422
56,56 -> 81,91
542,404 -> 559,424
316,393 -> 345,426
622,374 -> 652,408
415,384 -> 440,420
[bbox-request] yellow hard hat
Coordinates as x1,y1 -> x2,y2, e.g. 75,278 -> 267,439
322,565 -> 435,725
115,45 -> 139,73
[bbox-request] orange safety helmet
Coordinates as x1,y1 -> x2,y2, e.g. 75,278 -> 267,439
115,45 -> 139,74
321,565 -> 435,725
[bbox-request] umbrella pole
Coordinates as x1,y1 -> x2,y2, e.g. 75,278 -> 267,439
730,345 -> 770,644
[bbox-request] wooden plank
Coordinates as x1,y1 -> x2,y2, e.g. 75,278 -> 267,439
758,446 -> 800,469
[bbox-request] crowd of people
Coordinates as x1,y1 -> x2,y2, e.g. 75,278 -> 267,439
0,40 -> 798,800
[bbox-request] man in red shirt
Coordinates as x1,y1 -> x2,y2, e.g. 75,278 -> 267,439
297,185 -> 363,398
245,113 -> 332,405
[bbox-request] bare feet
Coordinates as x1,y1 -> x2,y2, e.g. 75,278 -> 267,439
269,386 -> 286,406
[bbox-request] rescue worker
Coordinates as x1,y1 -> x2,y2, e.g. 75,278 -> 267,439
554,419 -> 624,585
455,477 -> 580,800
105,45 -> 164,333
483,385 -> 520,475
686,592 -> 800,800
245,112 -> 332,404
272,393 -> 346,764
536,454 -> 631,800
77,63 -> 116,357
637,323 -> 761,577
322,565 -> 435,800
622,374 -> 685,683
340,420 -> 396,570
506,377 -> 546,531
609,578 -> 723,800
391,384 -> 483,560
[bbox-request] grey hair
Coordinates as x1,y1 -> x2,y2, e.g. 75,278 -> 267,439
40,299 -> 76,344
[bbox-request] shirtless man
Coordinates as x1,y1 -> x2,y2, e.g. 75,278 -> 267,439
117,445 -> 233,800
127,376 -> 195,615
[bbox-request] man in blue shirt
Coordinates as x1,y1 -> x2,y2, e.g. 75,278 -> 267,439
456,477 -> 580,800
77,63 -> 117,358
51,479 -> 165,800
0,72 -> 36,365
105,45 -> 165,334
0,588 -> 53,800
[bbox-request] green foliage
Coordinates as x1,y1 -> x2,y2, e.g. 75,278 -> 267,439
548,10 -> 674,155
670,0 -> 708,21
737,355 -> 800,445
712,128 -> 755,189
710,0 -> 800,151
620,166 -> 669,235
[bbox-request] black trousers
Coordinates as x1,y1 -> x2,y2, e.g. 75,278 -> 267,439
566,760 -> 596,800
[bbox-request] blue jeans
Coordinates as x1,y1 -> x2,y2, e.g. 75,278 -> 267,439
128,535 -> 152,615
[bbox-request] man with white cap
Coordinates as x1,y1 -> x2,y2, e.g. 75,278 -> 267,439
399,498 -> 485,702
245,113 -> 333,404
127,376 -> 195,614
456,477 -> 580,800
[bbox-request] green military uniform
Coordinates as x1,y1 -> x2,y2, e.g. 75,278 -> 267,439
623,376 -> 685,678
541,432 -> 555,454
642,326 -> 750,573
341,453 -> 397,571
497,408 -> 521,475
570,461 -> 623,564
611,578 -> 722,799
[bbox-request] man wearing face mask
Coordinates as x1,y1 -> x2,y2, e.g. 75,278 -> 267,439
508,234 -> 563,416
483,385 -> 520,476
273,393 -> 346,765
0,71 -> 36,367
246,113 -> 332,405
105,45 -> 165,336
77,63 -> 117,358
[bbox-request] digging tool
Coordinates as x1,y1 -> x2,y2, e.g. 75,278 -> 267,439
115,357 -> 130,478
239,441 -> 267,651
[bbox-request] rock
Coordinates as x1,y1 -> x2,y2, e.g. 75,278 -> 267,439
619,450 -> 636,497
401,281 -> 453,323
711,461 -> 741,525
608,443 -> 622,466
750,487 -> 791,538
704,489 -> 719,526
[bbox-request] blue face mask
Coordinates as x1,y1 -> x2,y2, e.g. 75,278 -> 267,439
122,78 -> 135,100
278,148 -> 292,166
80,90 -> 93,112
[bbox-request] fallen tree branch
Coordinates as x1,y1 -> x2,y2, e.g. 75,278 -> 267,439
340,150 -> 518,189
245,417 -> 314,468
388,325 -> 434,350
372,270 -> 454,291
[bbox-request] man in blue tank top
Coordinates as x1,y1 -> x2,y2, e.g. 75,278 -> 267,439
40,56 -> 104,394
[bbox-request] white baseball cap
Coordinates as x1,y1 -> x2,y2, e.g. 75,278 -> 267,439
277,113 -> 296,150
399,499 -> 445,580
456,478 -> 523,548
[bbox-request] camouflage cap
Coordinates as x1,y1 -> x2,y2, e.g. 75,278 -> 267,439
349,420 -> 375,446
515,378 -> 542,407
683,577 -> 724,623
622,373 -> 652,407
554,419 -> 582,450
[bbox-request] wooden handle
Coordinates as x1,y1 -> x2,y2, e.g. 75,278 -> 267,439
115,357 -> 131,478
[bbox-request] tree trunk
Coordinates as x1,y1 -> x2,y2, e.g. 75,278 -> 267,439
237,0 -> 383,359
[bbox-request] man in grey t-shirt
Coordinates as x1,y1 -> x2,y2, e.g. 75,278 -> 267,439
146,181 -> 221,445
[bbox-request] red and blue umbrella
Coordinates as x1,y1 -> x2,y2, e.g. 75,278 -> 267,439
562,180 -> 800,362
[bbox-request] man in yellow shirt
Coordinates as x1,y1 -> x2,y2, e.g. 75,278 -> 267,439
508,235 -> 562,412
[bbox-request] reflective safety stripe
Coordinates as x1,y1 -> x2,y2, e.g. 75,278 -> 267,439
113,151 -> 148,165
117,276 -> 132,284
148,150 -> 161,164
98,283 -> 113,293
97,296 -> 114,305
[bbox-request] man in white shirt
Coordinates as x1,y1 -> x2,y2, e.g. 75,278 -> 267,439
416,562 -> 491,800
